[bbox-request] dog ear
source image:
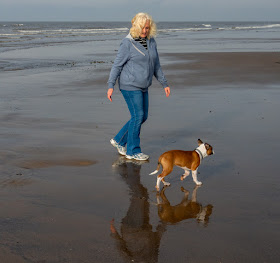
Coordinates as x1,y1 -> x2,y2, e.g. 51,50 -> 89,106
198,139 -> 203,145
205,143 -> 210,150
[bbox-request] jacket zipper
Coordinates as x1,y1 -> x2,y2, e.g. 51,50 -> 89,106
130,40 -> 146,56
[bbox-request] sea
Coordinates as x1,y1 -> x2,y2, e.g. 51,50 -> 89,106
0,21 -> 280,72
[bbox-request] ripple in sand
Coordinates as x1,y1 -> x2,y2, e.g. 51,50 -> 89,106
0,177 -> 33,188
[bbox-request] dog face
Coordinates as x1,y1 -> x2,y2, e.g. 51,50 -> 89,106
205,143 -> 214,155
197,139 -> 214,156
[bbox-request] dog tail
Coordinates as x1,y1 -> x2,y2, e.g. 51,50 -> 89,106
149,163 -> 161,175
149,169 -> 159,175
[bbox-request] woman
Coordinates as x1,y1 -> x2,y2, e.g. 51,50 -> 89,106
107,12 -> 170,161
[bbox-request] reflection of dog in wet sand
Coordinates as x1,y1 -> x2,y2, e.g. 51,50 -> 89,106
150,139 -> 214,191
157,186 -> 213,225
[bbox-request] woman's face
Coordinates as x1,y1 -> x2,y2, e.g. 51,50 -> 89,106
140,20 -> 150,38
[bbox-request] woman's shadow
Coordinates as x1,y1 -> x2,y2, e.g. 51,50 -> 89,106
110,156 -> 166,263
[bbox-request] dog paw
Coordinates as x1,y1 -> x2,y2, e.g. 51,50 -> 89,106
180,187 -> 189,194
196,181 -> 202,186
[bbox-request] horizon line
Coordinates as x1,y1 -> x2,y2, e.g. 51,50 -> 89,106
1,19 -> 280,23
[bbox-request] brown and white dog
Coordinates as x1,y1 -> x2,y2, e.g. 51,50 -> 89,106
150,139 -> 214,191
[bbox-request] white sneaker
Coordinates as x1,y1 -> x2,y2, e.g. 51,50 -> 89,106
110,139 -> 126,156
126,153 -> 149,161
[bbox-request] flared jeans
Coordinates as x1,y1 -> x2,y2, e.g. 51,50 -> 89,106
114,90 -> 149,156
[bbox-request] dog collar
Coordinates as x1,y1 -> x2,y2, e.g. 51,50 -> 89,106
195,149 -> 204,160
195,144 -> 208,160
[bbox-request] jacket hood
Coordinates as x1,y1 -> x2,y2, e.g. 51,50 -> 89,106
125,33 -> 133,39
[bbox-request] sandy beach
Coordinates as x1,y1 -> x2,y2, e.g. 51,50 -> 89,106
1,50 -> 280,262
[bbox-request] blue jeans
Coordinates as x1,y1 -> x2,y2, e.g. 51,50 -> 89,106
114,90 -> 149,156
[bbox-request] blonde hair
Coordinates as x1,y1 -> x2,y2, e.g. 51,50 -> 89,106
130,12 -> 157,39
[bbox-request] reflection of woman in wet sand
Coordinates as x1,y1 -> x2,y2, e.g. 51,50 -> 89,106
110,158 -> 166,263
157,186 -> 213,226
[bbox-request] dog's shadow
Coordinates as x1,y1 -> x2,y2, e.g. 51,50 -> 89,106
156,185 -> 214,226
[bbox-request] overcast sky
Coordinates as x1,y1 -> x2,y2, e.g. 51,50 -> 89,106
1,0 -> 279,21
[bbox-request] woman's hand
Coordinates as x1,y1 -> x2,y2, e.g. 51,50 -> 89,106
165,87 -> 170,97
107,88 -> 113,102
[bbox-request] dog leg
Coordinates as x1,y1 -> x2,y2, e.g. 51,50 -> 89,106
191,170 -> 202,185
180,186 -> 190,196
162,178 -> 171,187
179,187 -> 190,206
181,169 -> 190,181
160,186 -> 170,204
156,176 -> 162,191
156,166 -> 172,191
191,185 -> 200,202
156,193 -> 162,205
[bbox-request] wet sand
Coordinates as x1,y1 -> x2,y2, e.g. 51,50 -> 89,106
1,52 -> 280,262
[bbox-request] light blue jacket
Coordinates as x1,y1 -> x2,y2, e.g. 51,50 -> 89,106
108,34 -> 168,91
